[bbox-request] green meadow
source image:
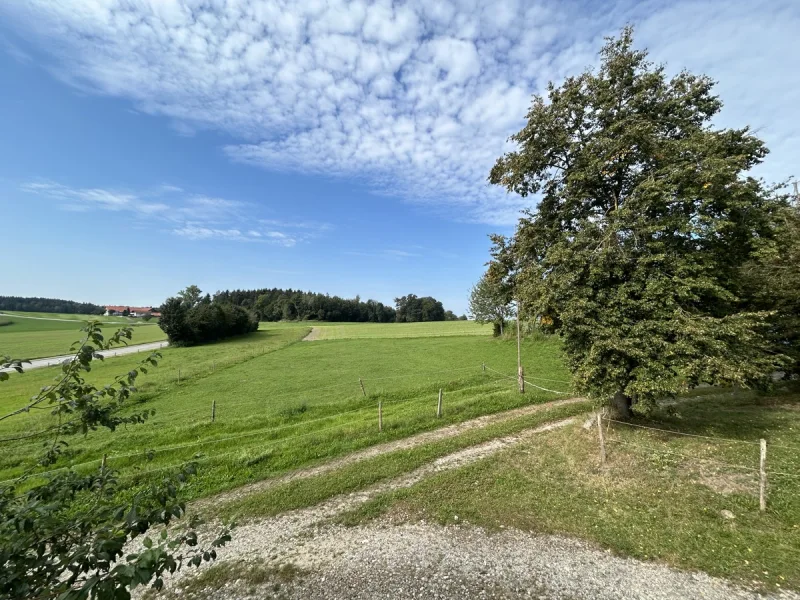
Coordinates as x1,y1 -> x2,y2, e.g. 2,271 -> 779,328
309,320 -> 493,339
0,311 -> 166,358
0,321 -> 571,502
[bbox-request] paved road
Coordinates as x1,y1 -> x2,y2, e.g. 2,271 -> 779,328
1,340 -> 169,373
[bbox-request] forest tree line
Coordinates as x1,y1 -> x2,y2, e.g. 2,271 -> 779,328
0,296 -> 105,315
213,289 -> 464,322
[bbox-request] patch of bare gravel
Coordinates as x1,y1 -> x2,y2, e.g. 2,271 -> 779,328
181,523 -> 797,600
195,398 -> 586,511
302,327 -> 322,341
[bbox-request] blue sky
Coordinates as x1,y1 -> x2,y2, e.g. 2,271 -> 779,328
1,0 -> 798,315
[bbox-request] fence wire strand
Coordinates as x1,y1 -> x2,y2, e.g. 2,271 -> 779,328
603,418 -> 762,446
605,436 -> 761,473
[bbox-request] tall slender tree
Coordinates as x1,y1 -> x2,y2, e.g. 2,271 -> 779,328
468,274 -> 513,336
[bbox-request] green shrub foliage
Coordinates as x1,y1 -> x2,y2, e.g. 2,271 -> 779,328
159,288 -> 258,346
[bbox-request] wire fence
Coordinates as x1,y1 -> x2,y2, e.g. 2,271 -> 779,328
596,414 -> 800,510
0,361 -> 571,485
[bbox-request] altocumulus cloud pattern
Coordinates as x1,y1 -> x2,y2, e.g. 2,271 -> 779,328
4,0 -> 799,225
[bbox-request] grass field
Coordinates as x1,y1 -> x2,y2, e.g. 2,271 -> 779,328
341,387 -> 800,591
3,317 -> 799,591
0,310 -> 141,323
0,311 -> 166,358
308,320 -> 492,339
0,321 -> 571,503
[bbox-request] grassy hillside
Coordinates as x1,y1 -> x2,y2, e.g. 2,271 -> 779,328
0,312 -> 166,358
0,322 -> 570,503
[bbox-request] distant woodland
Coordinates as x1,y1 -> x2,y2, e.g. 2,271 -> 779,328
213,289 -> 465,322
0,296 -> 105,315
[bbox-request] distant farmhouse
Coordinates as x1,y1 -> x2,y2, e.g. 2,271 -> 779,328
104,305 -> 161,318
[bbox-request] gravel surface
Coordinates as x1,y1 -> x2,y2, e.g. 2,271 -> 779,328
145,414 -> 797,600
184,523 -> 796,600
302,327 -> 322,341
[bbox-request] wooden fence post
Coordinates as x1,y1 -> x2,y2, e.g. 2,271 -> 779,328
518,365 -> 525,394
597,413 -> 606,465
359,378 -> 366,397
212,400 -> 216,423
482,362 -> 486,372
100,453 -> 107,475
378,400 -> 383,432
437,388 -> 443,418
759,438 -> 767,512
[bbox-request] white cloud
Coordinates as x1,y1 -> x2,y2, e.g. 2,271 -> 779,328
21,179 -> 317,246
5,0 -> 799,225
344,248 -> 422,260
1,35 -> 32,63
385,249 -> 422,258
173,225 -> 246,241
20,181 -> 138,211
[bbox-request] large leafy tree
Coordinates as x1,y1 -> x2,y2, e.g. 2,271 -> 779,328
489,28 -> 787,416
740,201 -> 800,377
0,323 -> 230,599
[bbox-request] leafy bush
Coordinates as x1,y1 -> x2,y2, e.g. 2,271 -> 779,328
159,287 -> 259,346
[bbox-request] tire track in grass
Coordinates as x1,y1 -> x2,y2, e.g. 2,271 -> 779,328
195,397 -> 585,510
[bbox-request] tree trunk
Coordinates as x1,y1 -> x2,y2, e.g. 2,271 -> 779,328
611,390 -> 632,419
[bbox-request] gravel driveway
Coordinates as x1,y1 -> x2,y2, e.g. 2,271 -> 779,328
146,414 -> 797,600
184,522 -> 796,600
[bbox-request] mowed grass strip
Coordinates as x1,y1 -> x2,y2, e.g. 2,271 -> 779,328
341,388 -> 800,591
311,320 -> 493,340
0,327 -> 571,505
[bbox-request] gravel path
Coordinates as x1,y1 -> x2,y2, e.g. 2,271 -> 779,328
149,413 -> 797,600
0,340 -> 168,372
302,327 -> 322,341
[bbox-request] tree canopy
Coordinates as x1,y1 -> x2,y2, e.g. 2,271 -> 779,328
468,274 -> 514,335
215,288 -> 396,323
159,286 -> 258,346
0,296 -> 104,315
394,294 -> 446,322
488,28 -> 788,416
